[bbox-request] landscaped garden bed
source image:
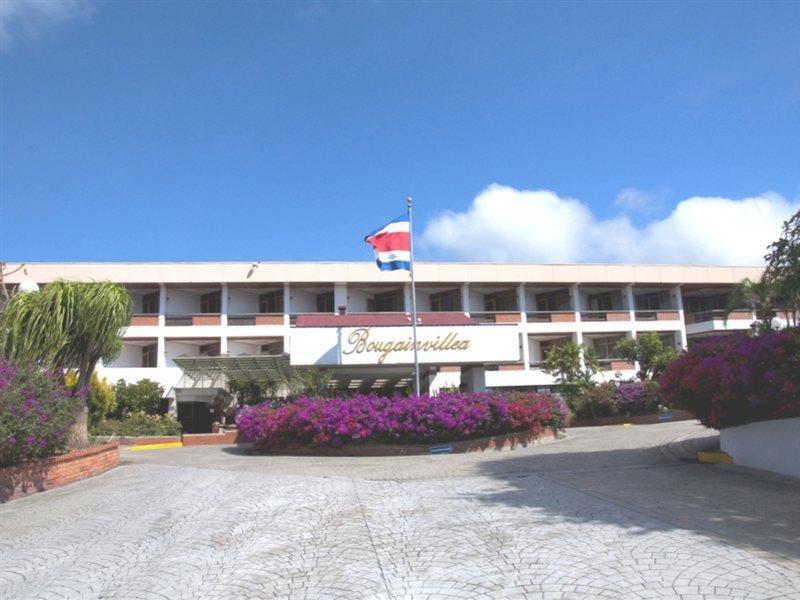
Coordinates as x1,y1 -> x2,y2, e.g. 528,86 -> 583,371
237,390 -> 567,455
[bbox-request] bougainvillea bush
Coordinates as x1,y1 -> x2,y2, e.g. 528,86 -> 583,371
660,328 -> 800,429
237,391 -> 567,450
0,358 -> 83,467
570,381 -> 661,420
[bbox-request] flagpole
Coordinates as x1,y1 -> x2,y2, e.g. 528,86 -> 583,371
407,196 -> 421,396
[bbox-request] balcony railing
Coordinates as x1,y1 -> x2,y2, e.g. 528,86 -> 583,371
469,311 -> 521,324
165,314 -> 221,326
129,314 -> 158,326
525,311 -> 575,323
685,309 -> 752,324
598,358 -> 636,371
227,313 -> 285,326
580,310 -> 630,322
634,310 -> 679,321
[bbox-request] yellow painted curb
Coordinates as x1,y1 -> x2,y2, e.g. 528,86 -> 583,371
622,423 -> 633,427
697,451 -> 734,464
128,442 -> 184,451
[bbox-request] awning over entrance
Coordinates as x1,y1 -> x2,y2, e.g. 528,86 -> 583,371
173,355 -> 291,388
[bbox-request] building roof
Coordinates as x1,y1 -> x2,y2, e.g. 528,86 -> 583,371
3,261 -> 763,285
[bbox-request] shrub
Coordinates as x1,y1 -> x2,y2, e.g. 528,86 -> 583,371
569,381 -> 660,421
65,371 -> 116,427
112,379 -> 165,416
237,391 -> 567,450
92,412 -> 182,437
0,359 -> 83,467
660,328 -> 800,429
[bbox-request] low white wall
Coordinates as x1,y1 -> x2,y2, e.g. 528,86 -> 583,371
720,417 -> 800,479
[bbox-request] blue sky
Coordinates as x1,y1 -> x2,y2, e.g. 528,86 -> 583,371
1,1 -> 799,265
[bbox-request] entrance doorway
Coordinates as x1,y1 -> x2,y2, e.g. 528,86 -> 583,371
177,401 -> 213,434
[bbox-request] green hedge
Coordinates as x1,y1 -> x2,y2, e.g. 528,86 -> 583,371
92,412 -> 182,437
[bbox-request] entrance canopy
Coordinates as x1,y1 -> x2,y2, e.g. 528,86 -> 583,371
173,355 -> 291,389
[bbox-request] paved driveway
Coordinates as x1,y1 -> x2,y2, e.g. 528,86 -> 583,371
1,421 -> 799,599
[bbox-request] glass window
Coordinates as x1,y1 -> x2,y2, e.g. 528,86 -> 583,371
370,289 -> 404,312
258,290 -> 284,313
592,336 -> 625,360
199,342 -> 220,357
429,289 -> 462,312
316,292 -> 334,313
141,343 -> 158,368
484,290 -> 518,312
200,291 -> 221,313
141,292 -> 159,314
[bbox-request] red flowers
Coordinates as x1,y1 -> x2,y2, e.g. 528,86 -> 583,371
660,328 -> 800,429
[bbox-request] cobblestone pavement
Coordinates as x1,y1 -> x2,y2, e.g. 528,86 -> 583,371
1,421 -> 799,599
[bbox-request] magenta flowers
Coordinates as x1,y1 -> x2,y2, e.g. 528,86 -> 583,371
660,328 -> 800,429
237,390 -> 567,450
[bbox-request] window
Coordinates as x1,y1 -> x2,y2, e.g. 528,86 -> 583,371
260,340 -> 284,354
258,290 -> 284,313
200,291 -> 221,313
142,343 -> 158,368
535,291 -> 571,311
429,289 -> 462,312
588,292 -> 618,311
635,292 -> 667,311
591,336 -> 624,360
316,292 -> 334,313
141,292 -> 159,314
685,294 -> 729,313
370,289 -> 404,312
199,342 -> 220,357
484,290 -> 518,312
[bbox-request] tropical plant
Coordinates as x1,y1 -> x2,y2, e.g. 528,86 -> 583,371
542,342 -> 598,411
764,208 -> 800,327
0,358 -> 83,466
227,375 -> 280,406
614,332 -> 677,380
65,371 -> 116,427
0,281 -> 132,443
725,275 -> 777,334
287,366 -> 333,398
92,412 -> 182,437
112,379 -> 165,416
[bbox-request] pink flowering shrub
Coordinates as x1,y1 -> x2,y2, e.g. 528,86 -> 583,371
237,391 -> 567,450
660,328 -> 800,429
0,358 -> 83,466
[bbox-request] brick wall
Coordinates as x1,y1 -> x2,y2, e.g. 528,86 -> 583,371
0,442 -> 119,502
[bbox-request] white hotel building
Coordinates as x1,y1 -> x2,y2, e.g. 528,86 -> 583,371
6,261 -> 762,432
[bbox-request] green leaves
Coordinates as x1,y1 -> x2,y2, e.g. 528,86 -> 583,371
614,332 -> 677,381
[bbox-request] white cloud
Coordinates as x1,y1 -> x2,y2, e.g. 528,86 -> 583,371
0,0 -> 89,49
422,184 -> 799,265
614,187 -> 666,213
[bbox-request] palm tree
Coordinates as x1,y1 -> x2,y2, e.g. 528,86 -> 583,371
0,280 -> 132,443
725,276 -> 776,334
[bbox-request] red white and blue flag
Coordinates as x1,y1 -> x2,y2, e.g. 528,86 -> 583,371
364,215 -> 411,271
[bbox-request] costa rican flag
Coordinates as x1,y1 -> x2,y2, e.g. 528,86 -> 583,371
364,215 -> 411,271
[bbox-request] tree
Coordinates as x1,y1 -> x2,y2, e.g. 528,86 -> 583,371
724,276 -> 777,334
764,208 -> 800,327
113,379 -> 165,417
615,332 -> 677,381
0,262 -> 26,313
288,367 -> 333,398
227,375 -> 282,406
65,371 -> 116,428
543,342 -> 598,410
0,280 -> 132,443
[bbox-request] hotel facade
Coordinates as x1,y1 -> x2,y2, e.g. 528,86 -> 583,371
5,261 -> 763,432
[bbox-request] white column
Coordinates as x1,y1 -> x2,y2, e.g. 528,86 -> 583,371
157,284 -> 166,368
673,285 -> 688,351
334,283 -> 348,314
220,283 -> 228,355
571,284 -> 585,368
404,283 -> 413,314
461,283 -> 470,315
517,283 -> 527,323
520,332 -> 531,370
283,283 -> 291,326
625,284 -> 637,337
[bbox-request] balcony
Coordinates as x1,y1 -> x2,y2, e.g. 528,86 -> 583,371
634,310 -> 680,321
469,311 -> 521,324
165,314 -> 221,326
685,309 -> 751,324
129,314 -> 158,326
526,311 -> 576,323
291,312 -> 475,327
581,310 -> 630,322
227,314 -> 285,326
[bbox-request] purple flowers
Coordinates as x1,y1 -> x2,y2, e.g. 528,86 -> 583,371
660,327 -> 800,429
237,391 -> 566,450
1,357 -> 82,467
